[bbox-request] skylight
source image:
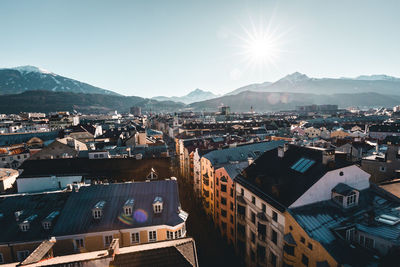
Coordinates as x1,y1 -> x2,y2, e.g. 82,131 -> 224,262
291,158 -> 316,173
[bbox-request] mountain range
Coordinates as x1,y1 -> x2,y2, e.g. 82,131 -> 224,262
1,66 -> 400,113
152,88 -> 219,104
0,66 -> 119,96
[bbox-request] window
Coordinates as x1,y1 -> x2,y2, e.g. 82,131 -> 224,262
149,230 -> 157,242
379,166 -> 386,172
216,178 -> 219,185
43,222 -> 51,230
131,232 -> 140,243
307,243 -> 313,250
74,239 -> 84,249
17,250 -> 30,262
240,188 -> 244,196
291,158 -> 316,173
0,253 -> 3,264
365,237 -> 375,249
301,254 -> 309,266
221,184 -> 227,192
250,250 -> 255,262
272,211 -> 278,222
270,251 -> 277,267
221,209 -> 227,217
347,192 -> 357,207
154,204 -> 162,213
93,210 -> 102,219
271,229 -> 277,244
125,207 -> 132,216
221,197 -> 227,205
216,190 -> 219,197
20,224 -> 29,232
284,244 -> 295,256
251,211 -> 256,224
251,231 -> 256,244
230,202 -> 234,211
230,215 -> 233,223
167,231 -> 173,240
230,188 -> 234,197
262,203 -> 266,212
251,196 -> 256,204
346,228 -> 355,241
104,235 -> 113,247
300,236 -> 305,244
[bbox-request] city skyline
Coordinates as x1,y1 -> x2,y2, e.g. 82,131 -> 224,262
1,0 -> 399,97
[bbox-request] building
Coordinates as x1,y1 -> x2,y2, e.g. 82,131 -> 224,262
286,182 -> 400,266
0,144 -> 30,169
0,179 -> 189,264
214,161 -> 248,246
369,124 -> 400,140
201,141 -> 286,219
130,106 -> 142,116
234,144 -> 370,267
15,237 -> 198,267
0,168 -> 18,192
361,144 -> 400,183
28,137 -> 88,160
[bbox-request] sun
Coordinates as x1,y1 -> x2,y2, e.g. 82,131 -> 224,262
231,16 -> 291,75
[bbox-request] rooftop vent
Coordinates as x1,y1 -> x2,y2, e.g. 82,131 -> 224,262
19,214 -> 38,232
123,199 -> 134,216
92,201 -> 106,219
153,196 -> 163,214
15,210 -> 24,222
375,214 -> 400,225
42,211 -> 60,230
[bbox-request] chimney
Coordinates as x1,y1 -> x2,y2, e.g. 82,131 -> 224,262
108,238 -> 120,259
277,143 -> 288,158
15,210 -> 24,222
248,157 -> 254,165
322,149 -> 335,165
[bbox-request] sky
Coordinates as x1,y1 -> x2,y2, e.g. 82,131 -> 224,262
0,0 -> 399,97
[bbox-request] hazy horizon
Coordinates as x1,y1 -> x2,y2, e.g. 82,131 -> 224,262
1,0 -> 399,97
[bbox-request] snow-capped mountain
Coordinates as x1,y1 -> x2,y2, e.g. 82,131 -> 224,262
225,72 -> 400,96
0,65 -> 120,95
152,88 -> 219,104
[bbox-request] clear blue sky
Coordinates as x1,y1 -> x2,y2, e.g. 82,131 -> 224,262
0,0 -> 399,97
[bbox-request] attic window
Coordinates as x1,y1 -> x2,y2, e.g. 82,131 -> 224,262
291,158 -> 315,173
92,201 -> 106,219
153,196 -> 163,214
123,198 -> 135,216
42,211 -> 60,230
19,214 -> 38,232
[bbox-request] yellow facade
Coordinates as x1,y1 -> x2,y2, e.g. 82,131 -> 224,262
284,212 -> 338,267
201,157 -> 214,218
0,224 -> 186,263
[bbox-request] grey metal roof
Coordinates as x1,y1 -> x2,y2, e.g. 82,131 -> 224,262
0,191 -> 70,244
53,180 -> 185,236
203,140 -> 286,167
290,186 -> 400,264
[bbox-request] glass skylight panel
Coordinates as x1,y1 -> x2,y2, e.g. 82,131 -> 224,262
291,158 -> 316,173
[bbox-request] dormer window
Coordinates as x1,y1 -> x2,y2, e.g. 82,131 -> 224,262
123,198 -> 135,216
19,214 -> 38,232
42,211 -> 59,230
92,201 -> 106,219
332,183 -> 359,208
153,196 -> 163,214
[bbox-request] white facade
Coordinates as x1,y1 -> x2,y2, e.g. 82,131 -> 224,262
236,183 -> 285,267
290,165 -> 370,209
0,168 -> 19,192
17,175 -> 83,193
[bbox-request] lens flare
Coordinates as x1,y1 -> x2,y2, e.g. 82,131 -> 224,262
133,209 -> 148,223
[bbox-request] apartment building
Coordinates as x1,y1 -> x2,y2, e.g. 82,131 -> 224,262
234,144 -> 371,267
0,179 -> 188,264
214,161 -> 248,245
201,141 -> 286,219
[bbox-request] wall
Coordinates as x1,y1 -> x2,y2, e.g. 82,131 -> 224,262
290,165 -> 370,209
17,175 -> 83,193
